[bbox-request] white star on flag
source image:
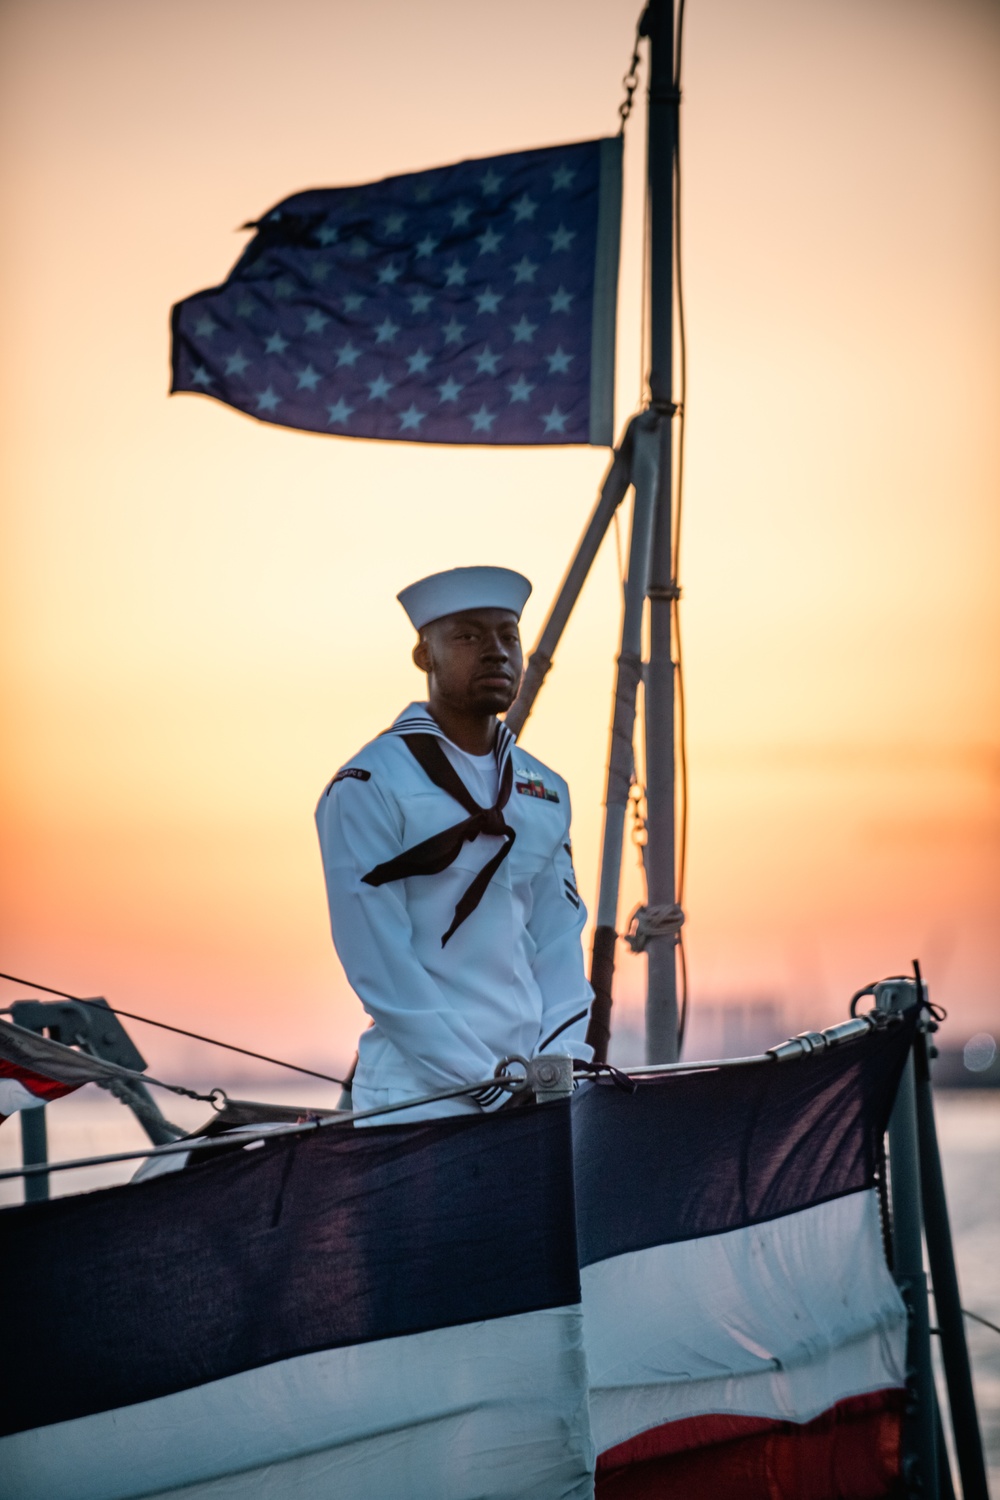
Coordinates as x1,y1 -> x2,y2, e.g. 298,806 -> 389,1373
194,316 -> 218,338
191,365 -> 213,386
469,405 -> 496,432
512,194 -> 537,222
374,317 -> 400,343
548,225 -> 576,252
296,365 -> 321,390
224,351 -> 249,376
546,346 -> 574,374
438,377 -> 463,402
510,315 -> 537,344
304,311 -> 329,333
367,374 -> 393,400
327,398 -> 353,424
541,405 -> 569,432
508,375 -> 534,402
256,387 -> 281,411
398,404 -> 426,431
265,332 -> 289,355
474,346 -> 501,375
476,288 -> 503,314
336,342 -> 361,367
407,348 -> 432,374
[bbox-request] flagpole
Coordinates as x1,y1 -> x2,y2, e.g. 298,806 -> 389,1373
642,0 -> 681,1062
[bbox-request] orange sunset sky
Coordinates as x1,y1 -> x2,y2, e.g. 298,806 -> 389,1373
1,0 -> 998,1081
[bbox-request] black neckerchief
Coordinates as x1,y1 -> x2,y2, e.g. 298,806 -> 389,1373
362,728 -> 516,946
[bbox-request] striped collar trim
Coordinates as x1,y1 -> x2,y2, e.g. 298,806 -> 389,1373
383,702 -> 514,771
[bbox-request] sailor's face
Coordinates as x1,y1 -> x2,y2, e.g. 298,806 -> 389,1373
416,608 -> 523,714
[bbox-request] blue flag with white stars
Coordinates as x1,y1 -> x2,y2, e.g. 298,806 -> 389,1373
171,139 -> 621,447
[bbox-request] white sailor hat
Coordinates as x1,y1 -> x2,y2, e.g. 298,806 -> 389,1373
397,566 -> 532,631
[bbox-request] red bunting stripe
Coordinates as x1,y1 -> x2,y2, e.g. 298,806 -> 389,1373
595,1389 -> 903,1500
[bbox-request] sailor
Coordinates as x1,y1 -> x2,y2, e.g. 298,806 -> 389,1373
316,565 -> 593,1122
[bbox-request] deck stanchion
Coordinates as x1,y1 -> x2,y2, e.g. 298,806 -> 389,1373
20,1104 -> 50,1203
934,1393 -> 957,1500
911,982 -> 989,1500
875,978 -> 939,1499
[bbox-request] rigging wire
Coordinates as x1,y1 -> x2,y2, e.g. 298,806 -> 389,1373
0,970 -> 349,1088
962,1308 -> 1000,1340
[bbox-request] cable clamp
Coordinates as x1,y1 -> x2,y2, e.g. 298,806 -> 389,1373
647,582 -> 681,602
649,398 -> 682,417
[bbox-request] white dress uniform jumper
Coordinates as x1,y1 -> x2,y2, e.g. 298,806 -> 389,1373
316,703 -> 593,1121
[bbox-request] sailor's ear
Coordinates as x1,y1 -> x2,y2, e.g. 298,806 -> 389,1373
413,635 -> 431,674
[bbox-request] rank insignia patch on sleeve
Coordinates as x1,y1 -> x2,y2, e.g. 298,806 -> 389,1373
324,766 -> 372,795
515,772 -> 560,802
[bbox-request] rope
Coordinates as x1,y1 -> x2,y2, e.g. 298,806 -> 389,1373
97,1074 -> 187,1137
2,1055 -> 696,1184
624,902 -> 685,953
1,1013 -> 224,1112
0,971 -> 349,1088
6,1031 -> 921,1185
0,1071 -> 533,1183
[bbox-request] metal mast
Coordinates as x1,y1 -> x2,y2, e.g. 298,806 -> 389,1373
510,1 -> 684,1064
642,0 -> 682,1061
